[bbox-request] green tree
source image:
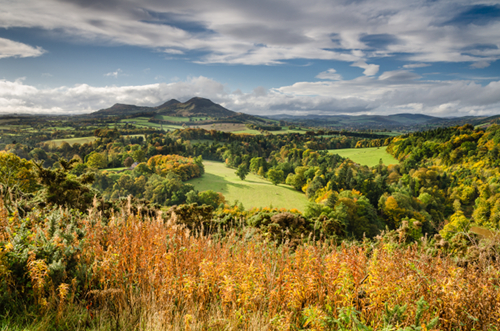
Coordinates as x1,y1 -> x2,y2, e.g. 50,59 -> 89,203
236,164 -> 249,180
86,152 -> 107,169
267,168 -> 284,185
132,149 -> 146,163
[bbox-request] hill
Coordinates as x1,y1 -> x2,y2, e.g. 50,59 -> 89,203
155,97 -> 235,118
89,97 -> 270,126
91,103 -> 154,116
265,113 -> 488,130
93,97 -> 239,119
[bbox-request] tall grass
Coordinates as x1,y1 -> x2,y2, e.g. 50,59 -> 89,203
1,199 -> 500,330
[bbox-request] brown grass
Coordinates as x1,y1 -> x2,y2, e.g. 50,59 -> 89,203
77,208 -> 500,330
2,199 -> 500,330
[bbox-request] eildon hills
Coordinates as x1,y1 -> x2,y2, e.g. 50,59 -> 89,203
88,97 -> 272,127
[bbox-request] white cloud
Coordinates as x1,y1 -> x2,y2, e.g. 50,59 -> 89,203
470,61 -> 491,69
0,0 -> 498,66
164,49 -> 184,55
104,69 -> 123,78
351,61 -> 380,76
316,69 -> 343,81
0,38 -> 45,59
1,74 -> 500,118
403,63 -> 431,69
378,70 -> 421,82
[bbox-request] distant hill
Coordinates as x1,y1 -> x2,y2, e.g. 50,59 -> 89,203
154,99 -> 181,110
91,103 -> 154,116
93,97 -> 241,118
265,113 -> 493,130
156,97 -> 235,118
89,97 -> 270,125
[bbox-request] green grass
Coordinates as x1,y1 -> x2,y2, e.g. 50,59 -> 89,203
154,115 -> 209,122
329,146 -> 398,167
121,117 -> 183,130
105,167 -> 128,171
188,161 -> 308,211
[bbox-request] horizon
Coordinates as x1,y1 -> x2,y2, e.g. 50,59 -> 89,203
1,0 -> 500,117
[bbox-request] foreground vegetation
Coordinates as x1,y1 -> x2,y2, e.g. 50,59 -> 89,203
2,121 -> 500,330
1,199 -> 499,330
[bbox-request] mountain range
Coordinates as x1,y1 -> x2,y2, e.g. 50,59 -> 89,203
87,97 -> 500,130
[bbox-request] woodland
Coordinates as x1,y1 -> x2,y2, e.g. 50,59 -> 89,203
0,122 -> 499,330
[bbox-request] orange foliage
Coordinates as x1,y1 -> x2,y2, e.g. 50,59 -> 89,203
79,210 -> 500,330
147,154 -> 201,180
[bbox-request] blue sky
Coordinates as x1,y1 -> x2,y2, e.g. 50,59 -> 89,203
0,0 -> 500,116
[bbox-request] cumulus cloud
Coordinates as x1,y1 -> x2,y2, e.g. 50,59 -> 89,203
316,69 -> 343,81
0,38 -> 46,59
2,75 -> 500,118
0,0 -> 499,66
351,61 -> 380,76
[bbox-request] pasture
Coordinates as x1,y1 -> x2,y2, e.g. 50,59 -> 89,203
188,160 -> 308,211
329,146 -> 398,167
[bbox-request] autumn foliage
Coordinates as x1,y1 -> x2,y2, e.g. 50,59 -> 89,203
147,154 -> 203,180
1,199 -> 499,330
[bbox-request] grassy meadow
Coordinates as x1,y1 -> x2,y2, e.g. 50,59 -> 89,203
329,146 -> 398,166
188,160 -> 308,211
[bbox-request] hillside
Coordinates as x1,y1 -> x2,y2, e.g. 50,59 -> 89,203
91,103 -> 154,116
155,97 -> 234,117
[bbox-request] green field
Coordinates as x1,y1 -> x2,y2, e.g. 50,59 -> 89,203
154,115 -> 209,122
121,117 -> 183,130
188,160 -> 308,211
329,146 -> 398,167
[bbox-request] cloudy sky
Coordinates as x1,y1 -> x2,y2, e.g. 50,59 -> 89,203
1,0 -> 500,117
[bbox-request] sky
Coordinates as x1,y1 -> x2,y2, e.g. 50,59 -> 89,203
1,0 -> 500,117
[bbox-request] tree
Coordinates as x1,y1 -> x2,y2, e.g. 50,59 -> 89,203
87,152 -> 107,169
236,164 -> 249,180
0,151 -> 39,212
258,166 -> 266,177
267,168 -> 284,186
123,156 -> 134,168
132,149 -> 146,163
198,190 -> 226,208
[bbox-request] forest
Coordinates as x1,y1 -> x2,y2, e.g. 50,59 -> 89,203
0,123 -> 499,330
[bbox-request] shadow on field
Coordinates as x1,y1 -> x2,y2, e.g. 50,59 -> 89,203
197,173 -> 249,193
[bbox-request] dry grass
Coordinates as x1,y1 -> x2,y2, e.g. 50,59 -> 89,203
2,199 -> 500,330
77,207 -> 500,330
